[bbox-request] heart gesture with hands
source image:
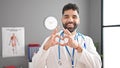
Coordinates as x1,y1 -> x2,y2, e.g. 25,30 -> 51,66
61,29 -> 83,52
60,29 -> 79,49
43,28 -> 83,52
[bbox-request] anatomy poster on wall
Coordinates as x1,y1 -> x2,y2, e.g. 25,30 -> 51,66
2,27 -> 25,58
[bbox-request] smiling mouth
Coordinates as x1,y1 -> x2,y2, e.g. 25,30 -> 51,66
67,23 -> 74,28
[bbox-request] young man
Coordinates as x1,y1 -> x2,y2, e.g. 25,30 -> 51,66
32,3 -> 102,68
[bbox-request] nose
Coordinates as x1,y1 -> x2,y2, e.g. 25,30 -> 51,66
67,17 -> 73,22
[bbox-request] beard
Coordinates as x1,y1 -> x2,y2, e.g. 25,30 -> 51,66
62,22 -> 78,33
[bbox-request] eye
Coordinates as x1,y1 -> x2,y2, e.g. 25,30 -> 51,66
73,15 -> 77,19
64,15 -> 69,19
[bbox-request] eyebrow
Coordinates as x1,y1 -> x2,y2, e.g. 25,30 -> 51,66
63,14 -> 69,16
63,14 -> 77,17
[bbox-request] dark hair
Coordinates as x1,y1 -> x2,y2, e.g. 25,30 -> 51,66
62,3 -> 79,15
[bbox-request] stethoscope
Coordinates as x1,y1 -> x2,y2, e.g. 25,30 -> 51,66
58,31 -> 86,68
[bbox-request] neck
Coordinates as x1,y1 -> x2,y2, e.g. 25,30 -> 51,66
71,30 -> 77,36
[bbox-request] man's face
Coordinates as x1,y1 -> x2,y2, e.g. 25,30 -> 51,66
62,9 -> 80,33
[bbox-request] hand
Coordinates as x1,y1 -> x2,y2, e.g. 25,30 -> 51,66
61,29 -> 83,52
43,28 -> 61,50
60,29 -> 78,48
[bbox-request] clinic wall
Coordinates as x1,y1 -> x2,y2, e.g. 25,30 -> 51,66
0,0 -> 101,68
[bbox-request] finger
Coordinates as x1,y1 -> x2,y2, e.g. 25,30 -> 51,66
63,29 -> 67,35
63,29 -> 71,35
59,43 -> 68,46
56,26 -> 60,31
63,35 -> 72,43
55,35 -> 61,39
53,35 -> 61,42
52,28 -> 58,35
63,35 -> 70,39
54,42 -> 59,45
65,29 -> 71,35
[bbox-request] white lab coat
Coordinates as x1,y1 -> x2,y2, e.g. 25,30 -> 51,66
32,32 -> 102,68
